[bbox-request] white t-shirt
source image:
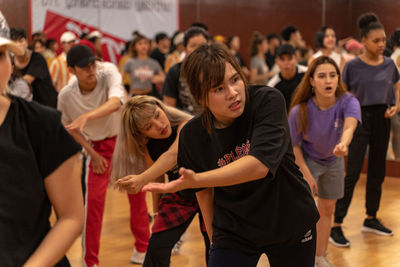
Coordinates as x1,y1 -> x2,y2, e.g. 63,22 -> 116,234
57,61 -> 126,141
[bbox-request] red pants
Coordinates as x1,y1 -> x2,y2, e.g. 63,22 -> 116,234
83,137 -> 150,267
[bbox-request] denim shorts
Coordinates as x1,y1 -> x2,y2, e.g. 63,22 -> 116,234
304,156 -> 345,199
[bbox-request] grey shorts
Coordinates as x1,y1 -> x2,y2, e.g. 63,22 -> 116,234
304,156 -> 345,200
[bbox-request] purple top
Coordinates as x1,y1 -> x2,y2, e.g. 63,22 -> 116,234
289,93 -> 361,165
343,57 -> 399,106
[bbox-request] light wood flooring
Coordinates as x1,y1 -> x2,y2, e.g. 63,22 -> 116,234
65,175 -> 400,267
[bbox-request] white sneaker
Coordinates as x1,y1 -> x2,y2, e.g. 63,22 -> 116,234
315,256 -> 335,267
130,248 -> 146,265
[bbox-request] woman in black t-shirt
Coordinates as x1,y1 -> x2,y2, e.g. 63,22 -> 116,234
143,43 -> 319,267
112,95 -> 210,266
0,12 -> 83,267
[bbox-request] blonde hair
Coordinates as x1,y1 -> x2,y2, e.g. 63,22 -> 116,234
111,95 -> 191,182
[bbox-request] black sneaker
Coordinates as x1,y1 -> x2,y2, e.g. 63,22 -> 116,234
329,226 -> 350,247
362,218 -> 393,236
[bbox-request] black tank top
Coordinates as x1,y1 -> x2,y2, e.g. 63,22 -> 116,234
146,126 -> 180,180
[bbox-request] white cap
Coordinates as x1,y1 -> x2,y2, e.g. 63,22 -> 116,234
60,31 -> 76,43
87,30 -> 102,39
0,11 -> 24,55
173,32 -> 184,46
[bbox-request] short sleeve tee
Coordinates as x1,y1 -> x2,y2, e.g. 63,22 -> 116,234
20,52 -> 58,108
250,56 -> 269,85
178,86 -> 319,252
57,61 -> 126,141
0,96 -> 81,267
161,63 -> 201,115
123,57 -> 162,91
342,57 -> 400,106
288,93 -> 361,165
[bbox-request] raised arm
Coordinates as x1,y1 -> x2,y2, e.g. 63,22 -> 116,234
333,117 -> 358,156
65,97 -> 121,132
23,154 -> 84,267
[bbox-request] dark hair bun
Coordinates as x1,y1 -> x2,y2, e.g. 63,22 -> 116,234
358,13 -> 379,29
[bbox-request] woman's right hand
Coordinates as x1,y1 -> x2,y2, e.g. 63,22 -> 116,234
304,174 -> 318,196
115,175 -> 148,194
142,167 -> 197,193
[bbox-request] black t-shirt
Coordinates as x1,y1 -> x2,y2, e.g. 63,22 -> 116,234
178,86 -> 319,252
0,96 -> 81,266
265,51 -> 276,69
150,48 -> 167,69
268,65 -> 307,112
20,52 -> 58,108
146,126 -> 179,180
234,53 -> 246,68
161,63 -> 201,115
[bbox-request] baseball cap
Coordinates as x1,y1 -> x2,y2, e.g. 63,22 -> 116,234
0,11 -> 24,56
173,32 -> 184,46
60,31 -> 76,43
276,44 -> 296,57
87,30 -> 102,39
67,44 -> 97,68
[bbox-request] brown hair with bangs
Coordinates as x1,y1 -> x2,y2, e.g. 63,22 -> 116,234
289,55 -> 347,136
181,42 -> 248,134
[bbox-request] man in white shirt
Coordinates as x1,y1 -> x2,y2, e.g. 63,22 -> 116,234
57,45 -> 149,267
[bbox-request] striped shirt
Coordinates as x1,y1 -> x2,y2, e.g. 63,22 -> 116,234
49,52 -> 71,92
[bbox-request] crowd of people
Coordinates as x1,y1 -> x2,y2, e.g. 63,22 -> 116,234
1,8 -> 400,267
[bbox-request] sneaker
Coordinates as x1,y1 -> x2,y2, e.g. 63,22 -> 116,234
315,256 -> 335,267
130,248 -> 146,265
329,226 -> 350,247
362,218 -> 393,236
171,238 -> 184,256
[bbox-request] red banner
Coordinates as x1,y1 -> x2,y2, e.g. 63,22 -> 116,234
43,10 -> 125,64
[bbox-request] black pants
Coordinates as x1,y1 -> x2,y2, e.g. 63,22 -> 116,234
208,225 -> 316,267
143,212 -> 210,267
334,105 -> 391,223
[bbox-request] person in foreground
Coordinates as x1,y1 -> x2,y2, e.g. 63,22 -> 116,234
143,43 -> 319,267
0,11 -> 84,267
288,56 -> 361,267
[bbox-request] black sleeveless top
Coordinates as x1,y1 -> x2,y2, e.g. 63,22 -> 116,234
146,126 -> 180,181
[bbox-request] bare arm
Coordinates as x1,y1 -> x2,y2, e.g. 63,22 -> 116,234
293,145 -> 317,195
23,154 -> 84,267
163,95 -> 177,107
333,117 -> 358,156
66,97 -> 121,132
249,68 -> 273,83
196,189 -> 214,241
142,155 -> 269,193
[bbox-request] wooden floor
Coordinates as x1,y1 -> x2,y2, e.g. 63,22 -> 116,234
65,175 -> 400,267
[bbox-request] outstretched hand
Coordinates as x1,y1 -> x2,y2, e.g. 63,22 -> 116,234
66,114 -> 89,132
142,167 -> 197,193
333,142 -> 348,157
114,174 -> 147,194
